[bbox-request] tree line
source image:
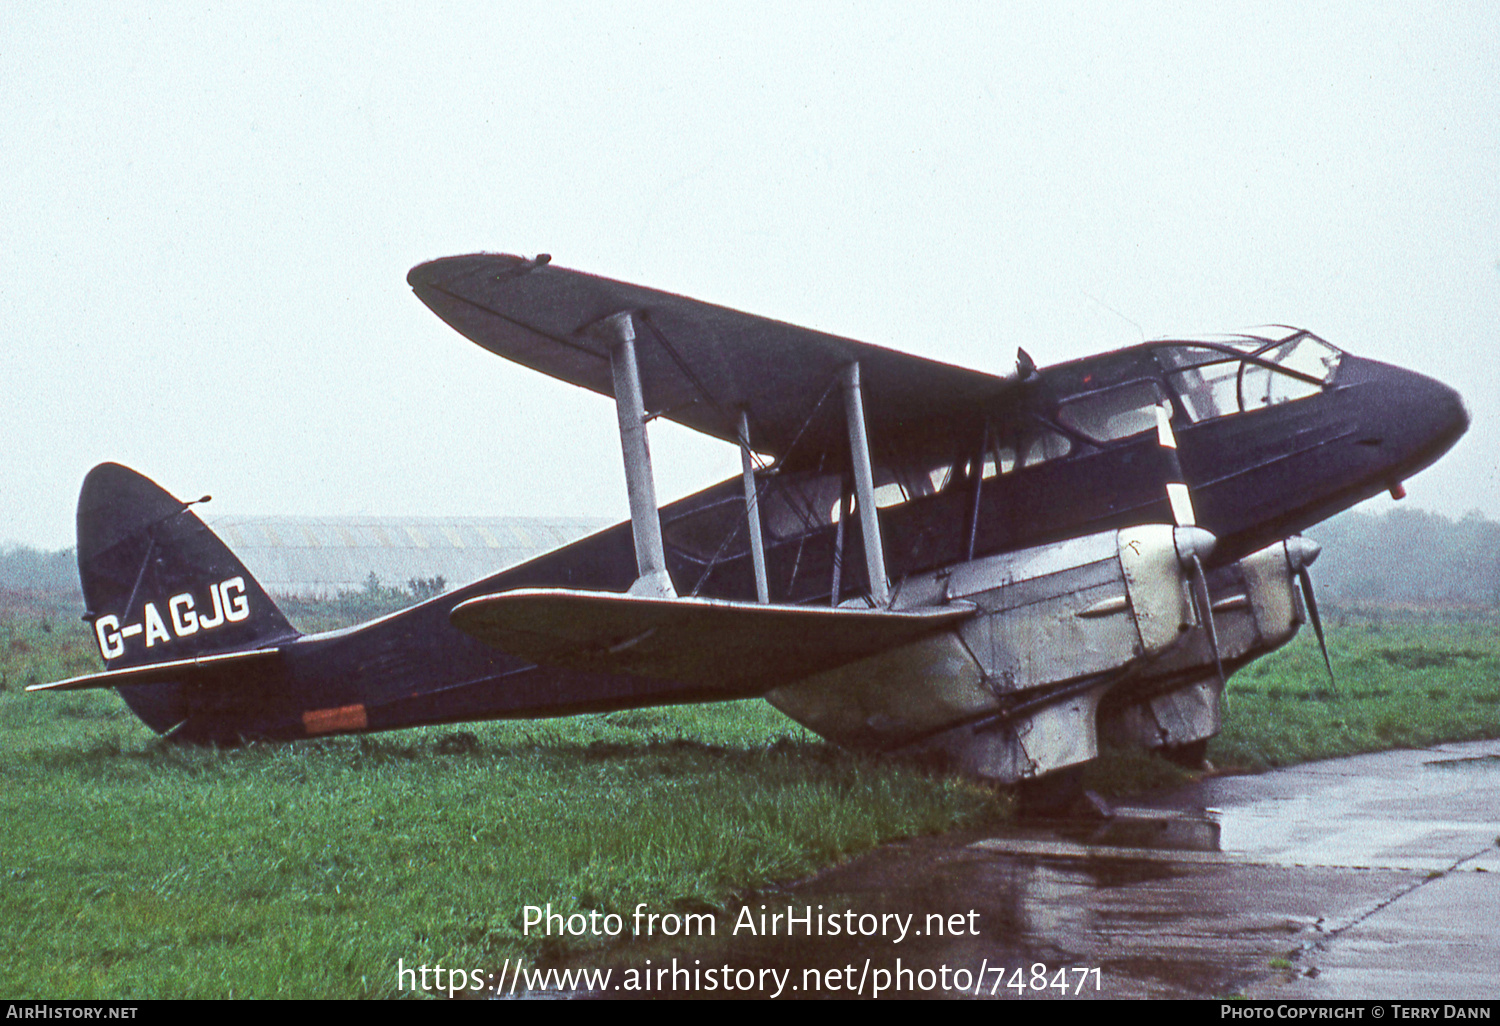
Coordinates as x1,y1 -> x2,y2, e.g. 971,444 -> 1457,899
1309,507 -> 1500,608
5,505 -> 1499,609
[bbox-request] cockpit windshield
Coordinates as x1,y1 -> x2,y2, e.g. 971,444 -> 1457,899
1155,328 -> 1342,422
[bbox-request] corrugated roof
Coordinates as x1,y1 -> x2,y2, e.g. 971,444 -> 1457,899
204,514 -> 613,597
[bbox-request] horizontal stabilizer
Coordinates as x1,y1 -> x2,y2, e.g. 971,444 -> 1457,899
26,648 -> 282,693
450,589 -> 972,694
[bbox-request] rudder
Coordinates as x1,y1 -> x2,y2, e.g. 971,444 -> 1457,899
76,463 -> 299,731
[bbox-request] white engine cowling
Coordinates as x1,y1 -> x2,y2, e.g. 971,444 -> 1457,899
766,527 -> 1309,783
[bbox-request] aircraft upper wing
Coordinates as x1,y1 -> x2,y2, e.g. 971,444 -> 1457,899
408,254 -> 1012,469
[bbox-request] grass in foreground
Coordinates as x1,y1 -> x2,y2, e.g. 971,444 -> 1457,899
0,592 -> 1007,998
1212,610 -> 1500,771
4,591 -> 1500,997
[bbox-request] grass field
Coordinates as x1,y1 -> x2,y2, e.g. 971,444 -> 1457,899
0,590 -> 1007,998
3,589 -> 1498,998
1213,609 -> 1500,769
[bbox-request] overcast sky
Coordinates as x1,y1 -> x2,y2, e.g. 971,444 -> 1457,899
4,2 -> 1497,550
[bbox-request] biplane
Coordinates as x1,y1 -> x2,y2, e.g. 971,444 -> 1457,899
32,253 -> 1469,795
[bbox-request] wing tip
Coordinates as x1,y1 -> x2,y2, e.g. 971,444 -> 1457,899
406,252 -> 540,290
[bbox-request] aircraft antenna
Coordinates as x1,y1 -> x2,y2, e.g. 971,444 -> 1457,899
1080,289 -> 1146,341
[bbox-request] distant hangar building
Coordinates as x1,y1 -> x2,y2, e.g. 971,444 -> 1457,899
205,515 -> 614,597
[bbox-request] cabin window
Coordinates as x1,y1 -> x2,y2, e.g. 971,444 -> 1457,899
1159,333 -> 1342,423
848,461 -> 948,510
1238,335 -> 1341,408
1021,429 -> 1072,466
987,443 -> 1017,477
1056,381 -> 1165,443
857,472 -> 936,511
990,422 -> 1066,470
663,472 -> 844,561
1167,360 -> 1241,422
930,432 -> 1026,489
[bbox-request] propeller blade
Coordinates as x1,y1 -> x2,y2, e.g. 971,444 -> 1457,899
1190,553 -> 1225,687
1159,400 -> 1222,685
1155,402 -> 1196,526
1298,566 -> 1334,682
1284,536 -> 1332,683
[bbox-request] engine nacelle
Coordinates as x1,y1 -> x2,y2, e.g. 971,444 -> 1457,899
766,527 -> 1308,783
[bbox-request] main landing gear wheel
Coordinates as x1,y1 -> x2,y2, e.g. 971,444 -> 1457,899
1161,739 -> 1211,770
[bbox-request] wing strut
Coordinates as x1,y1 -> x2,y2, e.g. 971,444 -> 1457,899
606,312 -> 677,598
737,410 -> 770,604
842,362 -> 890,606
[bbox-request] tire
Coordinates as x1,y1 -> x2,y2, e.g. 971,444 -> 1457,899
1161,739 -> 1210,770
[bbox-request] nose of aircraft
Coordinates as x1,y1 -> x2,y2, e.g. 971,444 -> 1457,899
1340,356 -> 1469,484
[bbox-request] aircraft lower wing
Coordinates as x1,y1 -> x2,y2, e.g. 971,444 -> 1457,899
450,589 -> 973,693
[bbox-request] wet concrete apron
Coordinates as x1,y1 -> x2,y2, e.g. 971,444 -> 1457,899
538,740 -> 1500,999
1144,740 -> 1500,999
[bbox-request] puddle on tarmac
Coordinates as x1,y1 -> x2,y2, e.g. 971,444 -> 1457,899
507,812 -> 1246,999
500,745 -> 1500,998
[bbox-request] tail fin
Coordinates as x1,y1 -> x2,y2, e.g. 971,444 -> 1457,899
76,463 -> 299,731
